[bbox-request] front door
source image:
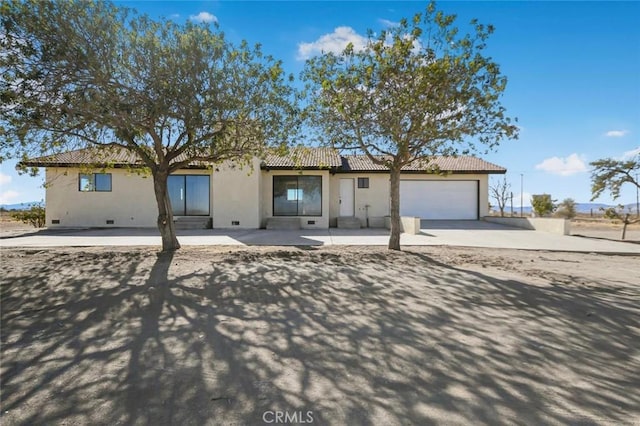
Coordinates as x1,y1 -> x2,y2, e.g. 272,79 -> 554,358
168,175 -> 210,216
339,178 -> 354,216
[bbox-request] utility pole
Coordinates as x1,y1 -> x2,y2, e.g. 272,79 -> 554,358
510,192 -> 514,216
520,173 -> 524,217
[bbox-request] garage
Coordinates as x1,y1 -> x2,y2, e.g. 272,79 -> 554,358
400,180 -> 479,220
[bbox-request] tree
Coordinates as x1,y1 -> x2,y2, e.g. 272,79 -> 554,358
301,2 -> 518,250
530,194 -> 555,217
1,0 -> 298,251
590,155 -> 640,202
489,176 -> 510,217
555,198 -> 577,219
601,205 -> 639,240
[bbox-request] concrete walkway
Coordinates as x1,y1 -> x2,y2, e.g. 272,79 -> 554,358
1,221 -> 639,253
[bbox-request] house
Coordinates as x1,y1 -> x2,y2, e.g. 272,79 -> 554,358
22,146 -> 506,229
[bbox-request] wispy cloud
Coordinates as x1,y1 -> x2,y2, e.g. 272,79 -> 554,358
621,147 -> 640,159
535,153 -> 587,176
0,171 -> 11,186
605,130 -> 629,137
0,190 -> 19,204
297,27 -> 367,60
169,13 -> 180,19
378,18 -> 400,28
189,12 -> 217,24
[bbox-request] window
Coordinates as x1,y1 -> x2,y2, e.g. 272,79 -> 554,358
357,177 -> 369,189
168,175 -> 210,216
79,173 -> 112,192
273,175 -> 322,216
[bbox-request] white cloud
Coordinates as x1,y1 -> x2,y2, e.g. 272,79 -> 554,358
514,192 -> 532,208
169,13 -> 180,19
378,18 -> 400,28
621,147 -> 640,159
297,27 -> 368,60
0,190 -> 19,204
189,12 -> 217,24
535,153 -> 587,176
605,130 -> 629,137
0,171 -> 11,186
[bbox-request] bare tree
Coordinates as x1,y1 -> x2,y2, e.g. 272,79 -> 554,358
489,176 -> 510,217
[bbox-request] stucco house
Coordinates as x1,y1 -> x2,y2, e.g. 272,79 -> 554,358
23,146 -> 506,229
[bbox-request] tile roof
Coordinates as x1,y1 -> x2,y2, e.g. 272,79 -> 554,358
263,147 -> 342,169
21,144 -> 208,168
342,155 -> 506,173
22,146 -> 506,173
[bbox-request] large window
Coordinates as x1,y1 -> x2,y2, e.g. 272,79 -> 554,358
79,173 -> 112,192
273,175 -> 322,216
168,175 -> 210,216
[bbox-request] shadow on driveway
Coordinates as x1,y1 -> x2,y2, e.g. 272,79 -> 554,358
1,248 -> 638,424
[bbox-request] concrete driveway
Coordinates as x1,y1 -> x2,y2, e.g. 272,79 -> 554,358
1,220 -> 639,253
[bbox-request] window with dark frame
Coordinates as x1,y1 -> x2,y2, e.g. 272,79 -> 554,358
273,175 -> 322,216
79,173 -> 112,192
357,177 -> 369,189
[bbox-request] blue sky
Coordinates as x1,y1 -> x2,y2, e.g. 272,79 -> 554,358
1,1 -> 639,207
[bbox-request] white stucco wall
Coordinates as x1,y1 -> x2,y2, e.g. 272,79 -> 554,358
45,167 -> 212,228
260,170 -> 330,229
212,159 -> 261,229
329,174 -> 390,227
45,167 -> 158,227
44,164 -> 494,229
329,173 -> 491,227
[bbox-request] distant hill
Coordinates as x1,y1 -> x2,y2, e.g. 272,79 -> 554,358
575,203 -> 612,214
492,202 -> 639,216
576,203 -> 639,214
0,201 -> 43,210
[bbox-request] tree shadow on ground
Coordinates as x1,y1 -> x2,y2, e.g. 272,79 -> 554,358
1,248 -> 638,425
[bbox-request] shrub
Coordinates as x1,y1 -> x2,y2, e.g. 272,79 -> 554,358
531,194 -> 556,217
11,205 -> 46,228
555,198 -> 577,219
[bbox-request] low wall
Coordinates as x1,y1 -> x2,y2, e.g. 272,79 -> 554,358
483,217 -> 570,235
384,216 -> 421,235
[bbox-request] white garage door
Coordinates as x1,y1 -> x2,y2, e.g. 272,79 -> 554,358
400,180 -> 478,220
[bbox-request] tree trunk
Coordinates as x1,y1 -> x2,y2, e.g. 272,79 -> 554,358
621,214 -> 629,240
152,169 -> 181,252
388,168 -> 401,251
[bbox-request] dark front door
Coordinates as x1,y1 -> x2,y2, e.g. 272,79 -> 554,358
168,175 -> 210,216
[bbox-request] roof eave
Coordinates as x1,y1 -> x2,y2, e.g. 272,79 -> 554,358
335,169 -> 507,174
18,161 -> 209,170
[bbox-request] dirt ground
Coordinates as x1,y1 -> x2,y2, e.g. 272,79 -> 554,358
570,218 -> 640,242
1,245 -> 638,425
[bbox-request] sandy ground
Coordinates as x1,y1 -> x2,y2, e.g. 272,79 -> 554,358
570,219 -> 640,242
1,245 -> 638,425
